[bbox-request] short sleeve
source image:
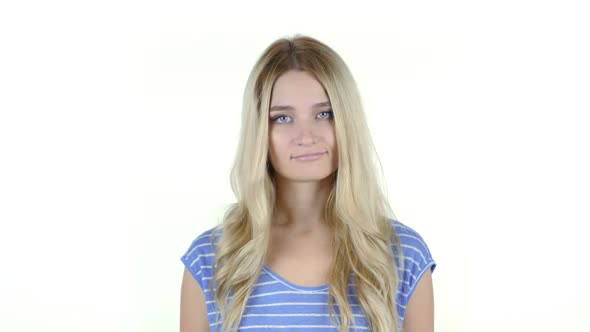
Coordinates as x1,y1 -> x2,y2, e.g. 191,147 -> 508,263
391,220 -> 437,311
180,227 -> 218,292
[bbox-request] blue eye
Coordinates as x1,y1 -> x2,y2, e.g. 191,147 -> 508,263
270,110 -> 333,124
272,115 -> 292,124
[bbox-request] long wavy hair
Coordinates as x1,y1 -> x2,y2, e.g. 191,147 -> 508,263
208,34 -> 405,332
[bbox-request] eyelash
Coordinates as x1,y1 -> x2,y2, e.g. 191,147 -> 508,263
271,111 -> 333,124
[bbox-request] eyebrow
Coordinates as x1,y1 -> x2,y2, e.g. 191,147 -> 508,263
269,101 -> 331,112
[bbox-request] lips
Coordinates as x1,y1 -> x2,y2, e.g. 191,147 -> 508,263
292,151 -> 327,159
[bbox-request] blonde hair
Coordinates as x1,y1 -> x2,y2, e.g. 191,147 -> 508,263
208,34 -> 405,332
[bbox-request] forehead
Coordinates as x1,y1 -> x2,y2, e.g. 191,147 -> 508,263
270,70 -> 328,104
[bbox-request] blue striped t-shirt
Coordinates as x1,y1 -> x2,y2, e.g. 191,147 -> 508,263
180,219 -> 436,331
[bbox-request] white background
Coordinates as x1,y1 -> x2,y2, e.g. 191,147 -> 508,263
1,0 -> 588,331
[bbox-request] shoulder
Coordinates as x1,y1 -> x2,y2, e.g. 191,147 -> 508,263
390,218 -> 435,263
180,225 -> 223,290
387,218 -> 437,311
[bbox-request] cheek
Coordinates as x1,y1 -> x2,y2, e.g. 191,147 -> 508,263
323,127 -> 337,148
269,131 -> 287,157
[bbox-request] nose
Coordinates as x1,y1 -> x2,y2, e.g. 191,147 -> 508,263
294,122 -> 317,146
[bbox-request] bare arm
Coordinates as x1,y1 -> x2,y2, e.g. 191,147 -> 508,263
180,267 -> 210,332
403,268 -> 434,332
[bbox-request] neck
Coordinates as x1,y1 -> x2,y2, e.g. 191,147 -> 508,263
272,176 -> 333,230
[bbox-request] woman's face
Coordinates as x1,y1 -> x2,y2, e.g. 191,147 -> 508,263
268,70 -> 338,182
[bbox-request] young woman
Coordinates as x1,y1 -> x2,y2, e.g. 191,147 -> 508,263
180,34 -> 436,332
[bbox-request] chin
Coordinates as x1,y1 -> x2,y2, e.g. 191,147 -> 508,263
291,176 -> 328,182
282,170 -> 335,182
